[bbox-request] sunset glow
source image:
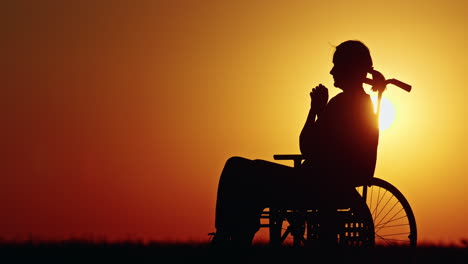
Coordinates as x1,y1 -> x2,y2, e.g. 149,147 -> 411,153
371,95 -> 396,131
2,0 -> 468,247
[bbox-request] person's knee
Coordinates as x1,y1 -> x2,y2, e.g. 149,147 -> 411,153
225,156 -> 250,168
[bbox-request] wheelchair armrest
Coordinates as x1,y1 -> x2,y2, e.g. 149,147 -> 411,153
273,154 -> 304,168
273,154 -> 304,160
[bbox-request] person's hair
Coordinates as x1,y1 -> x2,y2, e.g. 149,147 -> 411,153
333,40 -> 373,72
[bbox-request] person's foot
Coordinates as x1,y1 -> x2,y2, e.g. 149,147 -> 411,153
230,232 -> 254,248
209,231 -> 231,247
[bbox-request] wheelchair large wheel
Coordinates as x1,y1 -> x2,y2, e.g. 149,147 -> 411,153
266,178 -> 417,247
356,177 -> 417,247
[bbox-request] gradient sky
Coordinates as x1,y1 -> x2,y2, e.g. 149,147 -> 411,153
2,0 -> 468,245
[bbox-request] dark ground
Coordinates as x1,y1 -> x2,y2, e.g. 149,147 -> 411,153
1,241 -> 467,264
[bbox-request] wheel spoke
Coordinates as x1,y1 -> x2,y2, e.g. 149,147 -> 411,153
377,232 -> 411,237
376,207 -> 405,230
375,235 -> 411,245
374,201 -> 402,229
374,215 -> 409,229
374,223 -> 409,229
373,190 -> 392,221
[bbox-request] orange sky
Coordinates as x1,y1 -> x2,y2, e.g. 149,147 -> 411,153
2,0 -> 468,245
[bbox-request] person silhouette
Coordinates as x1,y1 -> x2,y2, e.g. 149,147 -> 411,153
211,40 -> 380,247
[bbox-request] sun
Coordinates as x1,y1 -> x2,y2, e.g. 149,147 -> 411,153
370,95 -> 396,131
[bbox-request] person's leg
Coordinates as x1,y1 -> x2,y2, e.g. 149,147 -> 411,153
232,159 -> 298,246
213,156 -> 257,245
213,157 -> 295,246
256,162 -> 341,247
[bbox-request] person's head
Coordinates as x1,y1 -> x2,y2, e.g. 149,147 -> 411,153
330,40 -> 373,91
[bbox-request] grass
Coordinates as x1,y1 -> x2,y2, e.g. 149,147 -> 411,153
1,240 -> 468,263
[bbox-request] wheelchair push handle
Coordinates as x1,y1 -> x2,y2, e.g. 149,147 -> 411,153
364,69 -> 412,93
386,78 -> 412,92
364,77 -> 412,93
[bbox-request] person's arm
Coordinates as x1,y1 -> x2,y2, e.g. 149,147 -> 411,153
299,84 -> 328,156
299,108 -> 317,156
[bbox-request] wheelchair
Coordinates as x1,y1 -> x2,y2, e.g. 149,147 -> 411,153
259,76 -> 417,248
259,154 -> 417,248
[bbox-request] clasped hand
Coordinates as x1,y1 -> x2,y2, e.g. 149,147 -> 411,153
310,84 -> 328,115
